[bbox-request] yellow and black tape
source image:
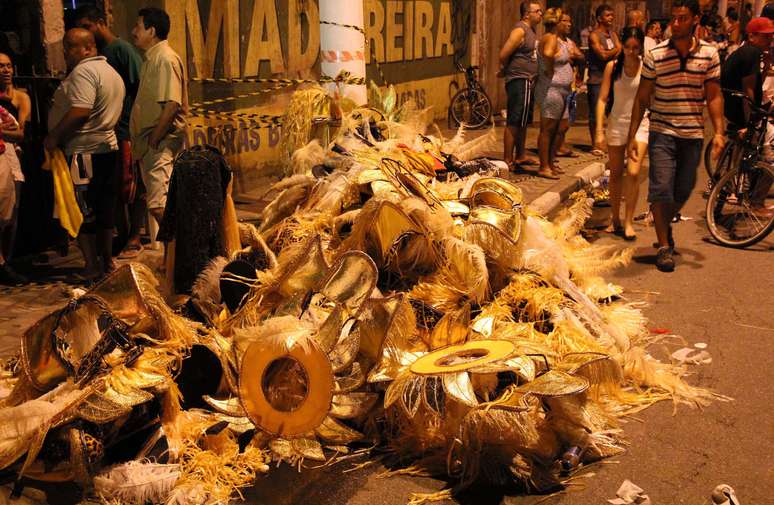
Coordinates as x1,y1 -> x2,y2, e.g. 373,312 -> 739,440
189,74 -> 366,110
190,74 -> 365,86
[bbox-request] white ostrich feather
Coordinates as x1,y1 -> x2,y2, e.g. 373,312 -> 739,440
94,461 -> 180,505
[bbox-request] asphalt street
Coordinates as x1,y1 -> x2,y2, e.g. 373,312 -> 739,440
245,166 -> 774,505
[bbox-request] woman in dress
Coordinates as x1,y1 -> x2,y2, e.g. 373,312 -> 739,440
595,27 -> 649,240
535,9 -> 584,179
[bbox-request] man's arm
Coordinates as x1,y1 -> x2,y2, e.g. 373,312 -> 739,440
499,27 -> 526,68
589,31 -> 619,61
44,107 -> 91,150
148,101 -> 180,149
609,32 -> 622,59
627,78 -> 654,161
706,79 -> 726,159
740,73 -> 756,123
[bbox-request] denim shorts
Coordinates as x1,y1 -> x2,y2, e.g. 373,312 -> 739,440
647,131 -> 703,205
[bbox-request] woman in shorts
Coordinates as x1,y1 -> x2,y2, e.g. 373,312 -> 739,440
595,27 -> 650,240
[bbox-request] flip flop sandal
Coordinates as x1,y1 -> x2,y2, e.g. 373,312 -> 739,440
515,158 -> 539,166
118,243 -> 144,259
536,170 -> 560,180
557,150 -> 579,158
590,148 -> 605,156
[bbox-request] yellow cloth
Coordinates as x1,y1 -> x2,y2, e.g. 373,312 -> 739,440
42,148 -> 82,238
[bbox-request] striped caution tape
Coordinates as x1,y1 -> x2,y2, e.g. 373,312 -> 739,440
319,20 -> 388,85
190,74 -> 365,85
189,74 -> 366,110
189,110 -> 283,126
320,20 -> 365,35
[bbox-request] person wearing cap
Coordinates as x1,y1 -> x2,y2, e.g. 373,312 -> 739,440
721,17 -> 774,131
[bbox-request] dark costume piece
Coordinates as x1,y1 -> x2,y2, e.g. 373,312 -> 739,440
157,145 -> 231,294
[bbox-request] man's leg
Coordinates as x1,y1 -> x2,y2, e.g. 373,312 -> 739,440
515,79 -> 537,164
587,83 -> 600,151
647,132 -> 678,251
671,136 -> 704,220
92,152 -> 119,274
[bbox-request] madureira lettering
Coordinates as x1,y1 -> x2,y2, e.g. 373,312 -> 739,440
166,0 -> 452,78
366,0 -> 453,64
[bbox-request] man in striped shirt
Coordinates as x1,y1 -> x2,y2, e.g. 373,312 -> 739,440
627,0 -> 725,272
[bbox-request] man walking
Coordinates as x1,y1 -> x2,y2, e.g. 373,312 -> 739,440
74,6 -> 145,259
45,28 -> 125,280
587,4 -> 621,155
627,0 -> 725,272
130,7 -> 187,235
498,1 -> 543,170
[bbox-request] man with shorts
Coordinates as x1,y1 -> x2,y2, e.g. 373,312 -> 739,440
587,4 -> 621,155
75,6 -> 145,259
627,0 -> 725,272
499,1 -> 543,170
130,7 -> 187,235
45,28 -> 125,280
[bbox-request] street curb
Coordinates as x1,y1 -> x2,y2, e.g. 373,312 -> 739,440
529,161 -> 606,216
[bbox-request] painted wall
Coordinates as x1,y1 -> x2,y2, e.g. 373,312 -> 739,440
114,0 -> 466,192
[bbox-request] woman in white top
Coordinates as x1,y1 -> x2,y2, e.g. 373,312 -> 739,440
595,27 -> 649,240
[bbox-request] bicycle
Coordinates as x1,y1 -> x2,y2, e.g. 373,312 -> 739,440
704,89 -> 770,188
705,90 -> 774,248
448,63 -> 492,129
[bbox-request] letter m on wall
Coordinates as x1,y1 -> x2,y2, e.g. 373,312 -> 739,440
168,0 -> 240,78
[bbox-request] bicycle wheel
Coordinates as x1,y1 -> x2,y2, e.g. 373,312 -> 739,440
706,162 -> 774,248
449,88 -> 492,129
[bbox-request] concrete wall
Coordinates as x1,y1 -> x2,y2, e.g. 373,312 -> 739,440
106,0 -> 466,194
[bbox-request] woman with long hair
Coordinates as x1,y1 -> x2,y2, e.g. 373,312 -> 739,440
535,9 -> 584,179
595,27 -> 649,240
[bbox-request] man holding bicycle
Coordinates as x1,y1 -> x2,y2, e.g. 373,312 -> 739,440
628,0 -> 725,272
721,17 -> 774,133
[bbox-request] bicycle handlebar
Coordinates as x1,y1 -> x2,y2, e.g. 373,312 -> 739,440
722,88 -> 773,117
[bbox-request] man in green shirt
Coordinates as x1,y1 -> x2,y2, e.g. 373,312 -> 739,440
75,6 -> 146,259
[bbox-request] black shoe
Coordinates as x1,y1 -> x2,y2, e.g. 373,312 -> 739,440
0,264 -> 28,285
656,246 -> 675,272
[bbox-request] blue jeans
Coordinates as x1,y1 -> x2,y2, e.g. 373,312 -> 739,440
647,131 -> 703,206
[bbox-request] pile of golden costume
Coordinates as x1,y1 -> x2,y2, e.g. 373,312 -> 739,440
0,84 -> 723,504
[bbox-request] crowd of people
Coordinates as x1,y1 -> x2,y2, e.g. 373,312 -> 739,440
500,0 -> 774,272
0,2 -> 772,286
0,6 -> 187,286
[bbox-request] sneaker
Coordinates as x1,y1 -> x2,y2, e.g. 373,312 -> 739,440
656,246 -> 675,272
0,264 -> 28,286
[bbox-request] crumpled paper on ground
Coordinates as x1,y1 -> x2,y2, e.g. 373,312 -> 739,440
608,480 -> 651,505
671,342 -> 712,365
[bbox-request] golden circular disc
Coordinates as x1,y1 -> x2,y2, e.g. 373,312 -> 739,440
410,340 -> 516,375
239,337 -> 334,437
